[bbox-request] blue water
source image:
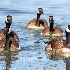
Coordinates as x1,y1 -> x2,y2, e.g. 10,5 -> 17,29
0,0 -> 70,70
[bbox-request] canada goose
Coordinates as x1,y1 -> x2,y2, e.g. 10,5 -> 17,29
41,16 -> 64,36
0,15 -> 20,51
26,8 -> 48,29
45,25 -> 70,53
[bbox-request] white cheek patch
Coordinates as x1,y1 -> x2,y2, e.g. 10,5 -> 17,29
66,27 -> 70,32
37,10 -> 40,14
5,17 -> 8,23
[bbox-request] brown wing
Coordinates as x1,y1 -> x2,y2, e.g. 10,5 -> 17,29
40,19 -> 48,27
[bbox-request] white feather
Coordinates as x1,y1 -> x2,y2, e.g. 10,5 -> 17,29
66,26 -> 70,32
5,17 -> 8,23
37,10 -> 40,14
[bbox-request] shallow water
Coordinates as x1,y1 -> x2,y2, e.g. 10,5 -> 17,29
0,0 -> 70,70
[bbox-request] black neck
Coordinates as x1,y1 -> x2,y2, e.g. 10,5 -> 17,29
4,34 -> 12,50
36,13 -> 41,26
49,20 -> 54,32
66,31 -> 70,44
5,22 -> 11,28
4,22 -> 12,50
66,31 -> 70,48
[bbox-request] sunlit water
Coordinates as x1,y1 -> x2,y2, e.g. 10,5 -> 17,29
0,0 -> 70,70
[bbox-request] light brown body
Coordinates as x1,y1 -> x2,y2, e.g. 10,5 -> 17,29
0,29 -> 20,51
26,18 -> 48,29
45,39 -> 70,53
41,26 -> 64,36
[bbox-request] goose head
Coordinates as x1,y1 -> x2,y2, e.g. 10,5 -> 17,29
37,8 -> 43,15
49,16 -> 54,23
5,15 -> 12,28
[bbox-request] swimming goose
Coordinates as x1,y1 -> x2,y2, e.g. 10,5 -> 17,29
41,16 -> 64,36
26,8 -> 48,29
45,25 -> 70,53
0,15 -> 20,51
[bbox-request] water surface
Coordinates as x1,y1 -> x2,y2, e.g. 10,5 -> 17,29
0,0 -> 70,70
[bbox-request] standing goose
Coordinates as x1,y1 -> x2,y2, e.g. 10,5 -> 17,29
41,16 -> 64,36
45,25 -> 70,53
0,15 -> 20,51
26,8 -> 48,29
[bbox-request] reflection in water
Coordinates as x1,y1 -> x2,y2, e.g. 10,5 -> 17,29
0,51 -> 19,70
47,51 -> 70,70
65,58 -> 70,70
5,51 -> 11,70
0,0 -> 70,70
